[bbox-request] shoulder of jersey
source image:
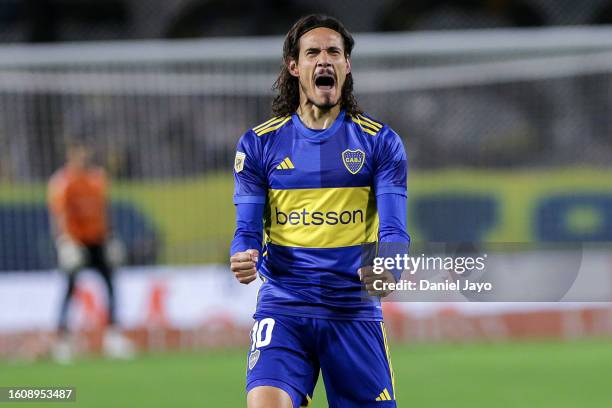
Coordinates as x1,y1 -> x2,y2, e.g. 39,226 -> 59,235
251,115 -> 292,136
350,113 -> 385,136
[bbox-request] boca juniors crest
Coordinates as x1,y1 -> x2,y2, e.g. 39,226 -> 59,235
342,149 -> 365,174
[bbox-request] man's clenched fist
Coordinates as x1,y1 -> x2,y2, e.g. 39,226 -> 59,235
230,249 -> 259,284
358,265 -> 396,297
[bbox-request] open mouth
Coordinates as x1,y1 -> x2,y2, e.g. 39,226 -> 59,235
315,74 -> 335,91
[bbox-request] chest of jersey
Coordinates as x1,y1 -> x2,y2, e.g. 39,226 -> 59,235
264,126 -> 374,190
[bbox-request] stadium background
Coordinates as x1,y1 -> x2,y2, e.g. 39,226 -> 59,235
1,1 -> 612,407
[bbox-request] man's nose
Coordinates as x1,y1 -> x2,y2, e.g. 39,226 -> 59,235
317,52 -> 331,67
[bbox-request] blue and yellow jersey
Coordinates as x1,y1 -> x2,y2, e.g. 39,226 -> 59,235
233,110 -> 407,320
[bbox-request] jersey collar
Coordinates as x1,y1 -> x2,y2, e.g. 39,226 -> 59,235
291,109 -> 345,141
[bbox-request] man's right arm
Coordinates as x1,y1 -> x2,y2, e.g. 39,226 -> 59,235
229,131 -> 267,284
230,203 -> 264,284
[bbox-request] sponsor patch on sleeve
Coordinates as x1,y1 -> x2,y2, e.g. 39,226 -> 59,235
234,151 -> 246,173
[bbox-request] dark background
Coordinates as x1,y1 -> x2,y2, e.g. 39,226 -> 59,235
2,0 -> 612,43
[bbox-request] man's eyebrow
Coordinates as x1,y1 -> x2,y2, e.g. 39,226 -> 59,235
304,46 -> 343,53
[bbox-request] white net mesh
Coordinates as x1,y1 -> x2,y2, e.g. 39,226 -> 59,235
1,27 -> 611,268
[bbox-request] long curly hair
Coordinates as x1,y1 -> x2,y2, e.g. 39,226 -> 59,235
271,15 -> 363,117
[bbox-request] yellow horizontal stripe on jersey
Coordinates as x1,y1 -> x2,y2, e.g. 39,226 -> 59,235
351,117 -> 379,136
253,116 -> 281,132
265,186 -> 378,248
358,114 -> 383,129
256,116 -> 291,136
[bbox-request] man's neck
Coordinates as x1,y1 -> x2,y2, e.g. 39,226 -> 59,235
296,102 -> 341,130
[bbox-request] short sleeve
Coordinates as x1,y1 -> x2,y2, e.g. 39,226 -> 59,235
233,131 -> 267,205
374,127 -> 407,196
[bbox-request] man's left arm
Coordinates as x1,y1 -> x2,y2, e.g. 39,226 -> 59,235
359,127 -> 410,297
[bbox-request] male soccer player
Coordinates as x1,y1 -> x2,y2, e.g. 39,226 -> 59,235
230,15 -> 409,408
48,141 -> 132,361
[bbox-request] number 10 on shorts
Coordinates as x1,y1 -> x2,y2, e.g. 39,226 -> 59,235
251,318 -> 275,351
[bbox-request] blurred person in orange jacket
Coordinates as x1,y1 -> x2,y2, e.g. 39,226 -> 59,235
48,141 -> 132,362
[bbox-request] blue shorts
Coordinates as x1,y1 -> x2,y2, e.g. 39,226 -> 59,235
245,313 -> 397,408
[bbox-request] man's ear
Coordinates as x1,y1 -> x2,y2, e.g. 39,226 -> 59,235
288,59 -> 299,77
346,57 -> 352,75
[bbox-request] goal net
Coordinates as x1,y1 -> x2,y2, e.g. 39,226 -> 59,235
0,26 -> 611,268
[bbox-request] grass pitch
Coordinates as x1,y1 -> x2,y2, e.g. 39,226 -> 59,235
1,339 -> 611,407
